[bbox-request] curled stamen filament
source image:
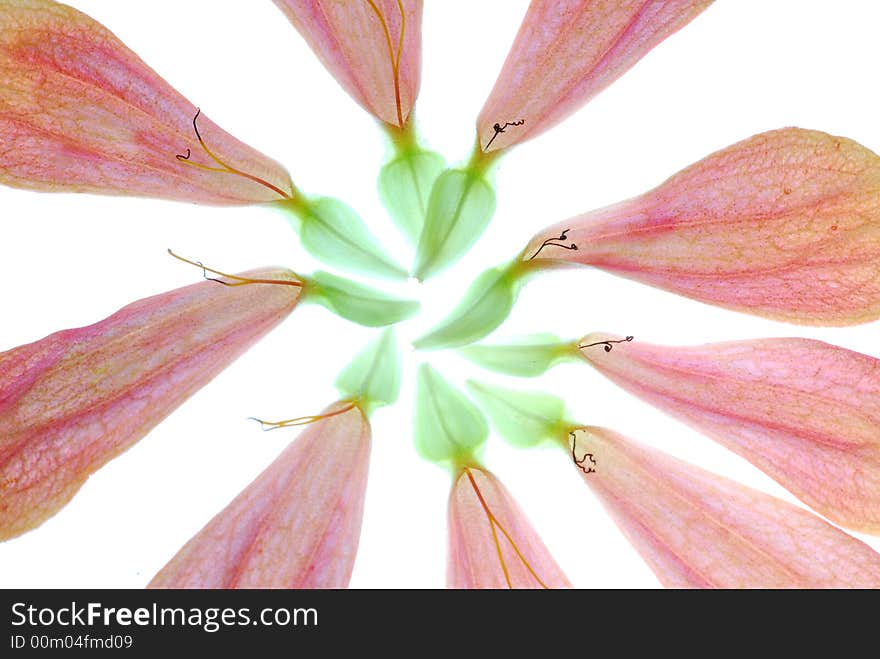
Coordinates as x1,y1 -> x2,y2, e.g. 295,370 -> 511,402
528,228 -> 578,260
579,336 -> 634,352
570,431 -> 597,474
249,402 -> 358,431
175,108 -> 293,200
464,467 -> 550,589
485,118 -> 526,150
167,249 -> 302,288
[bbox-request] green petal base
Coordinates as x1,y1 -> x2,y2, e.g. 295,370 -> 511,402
412,165 -> 496,281
413,260 -> 534,350
413,364 -> 488,466
336,329 -> 402,415
466,380 -> 573,449
303,271 -> 419,327
279,196 -> 408,280
459,333 -> 579,377
379,147 -> 445,245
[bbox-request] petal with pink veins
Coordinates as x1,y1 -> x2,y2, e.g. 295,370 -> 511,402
0,267 -> 302,540
578,333 -> 880,534
149,403 -> 370,588
272,0 -> 422,128
523,128 -> 880,325
571,426 -> 880,588
478,0 -> 713,152
0,0 -> 292,204
448,466 -> 571,588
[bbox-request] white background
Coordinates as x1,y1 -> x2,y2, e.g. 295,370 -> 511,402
1,0 -> 879,588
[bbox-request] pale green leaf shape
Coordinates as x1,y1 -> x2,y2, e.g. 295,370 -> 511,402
379,148 -> 445,244
412,167 -> 496,281
413,262 -> 525,350
335,329 -> 401,414
281,197 -> 408,280
303,271 -> 419,327
458,333 -> 578,377
466,380 -> 569,449
414,364 -> 488,465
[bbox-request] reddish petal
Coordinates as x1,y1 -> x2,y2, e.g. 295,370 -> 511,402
0,0 -> 292,203
0,269 -> 302,540
478,0 -> 713,151
273,0 -> 422,128
571,427 -> 880,588
149,403 -> 370,588
447,466 -> 570,588
579,333 -> 880,534
523,128 -> 880,324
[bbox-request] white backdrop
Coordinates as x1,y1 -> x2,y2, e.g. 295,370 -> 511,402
1,0 -> 878,588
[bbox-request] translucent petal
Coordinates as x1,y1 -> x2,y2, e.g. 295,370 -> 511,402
478,0 -> 713,152
580,333 -> 880,533
0,268 -> 302,540
150,403 -> 370,588
413,262 -> 522,350
378,147 -> 445,244
523,128 -> 880,324
572,427 -> 880,588
0,0 -> 292,204
413,167 -> 496,281
335,329 -> 402,413
282,197 -> 409,280
272,0 -> 423,127
303,271 -> 419,327
467,380 -> 569,449
459,333 -> 575,377
413,364 -> 487,465
448,466 -> 570,588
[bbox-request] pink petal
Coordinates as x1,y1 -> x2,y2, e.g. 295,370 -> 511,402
477,0 -> 713,152
578,333 -> 880,534
571,426 -> 880,588
149,403 -> 370,588
0,0 -> 292,204
447,466 -> 570,588
0,268 -> 302,540
273,0 -> 422,128
523,128 -> 880,325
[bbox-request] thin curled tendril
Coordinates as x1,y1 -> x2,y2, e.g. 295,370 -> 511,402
175,108 -> 292,200
167,249 -> 302,288
578,336 -> 634,353
527,228 -> 578,260
485,119 -> 525,150
570,431 -> 596,475
248,402 -> 358,431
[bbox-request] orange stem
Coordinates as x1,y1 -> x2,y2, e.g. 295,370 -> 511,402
167,249 -> 302,288
175,108 -> 294,200
249,402 -> 358,431
365,0 -> 406,128
464,468 -> 550,589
